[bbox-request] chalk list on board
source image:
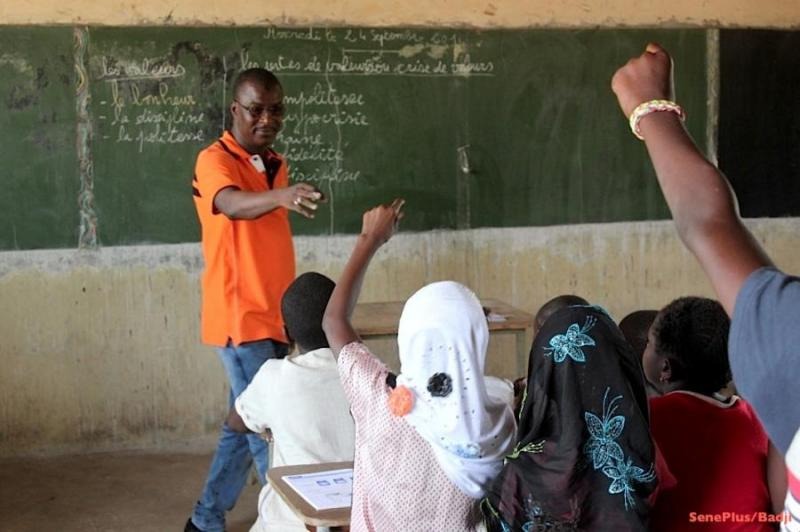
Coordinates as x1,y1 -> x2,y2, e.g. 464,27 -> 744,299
89,27 -> 495,190
92,57 -> 206,154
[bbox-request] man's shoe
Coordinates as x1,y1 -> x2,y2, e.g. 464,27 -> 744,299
184,518 -> 204,532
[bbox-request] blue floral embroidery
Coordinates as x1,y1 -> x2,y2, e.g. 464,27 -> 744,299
545,316 -> 597,363
445,441 -> 480,458
584,387 -> 656,511
522,496 -> 543,531
584,389 -> 625,469
519,495 -> 566,531
603,456 -> 656,510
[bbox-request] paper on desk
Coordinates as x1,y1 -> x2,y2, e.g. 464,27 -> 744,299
282,468 -> 353,511
487,312 -> 507,322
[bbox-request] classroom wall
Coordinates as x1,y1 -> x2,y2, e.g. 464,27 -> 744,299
4,220 -> 800,456
2,0 -> 799,456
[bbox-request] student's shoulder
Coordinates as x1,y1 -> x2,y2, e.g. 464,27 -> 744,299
248,357 -> 287,389
286,348 -> 338,370
649,392 -> 699,418
337,342 -> 388,380
731,266 -> 800,357
734,267 -> 800,317
734,397 -> 766,424
338,341 -> 374,361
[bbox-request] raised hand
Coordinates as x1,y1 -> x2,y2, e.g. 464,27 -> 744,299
360,198 -> 405,245
611,43 -> 674,118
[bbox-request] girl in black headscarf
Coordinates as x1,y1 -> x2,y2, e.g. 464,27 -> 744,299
482,305 -> 657,531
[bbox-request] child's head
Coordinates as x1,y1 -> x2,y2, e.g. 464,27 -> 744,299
397,280 -> 489,386
618,309 -> 658,359
643,296 -> 731,395
619,309 -> 660,398
534,294 -> 589,335
281,272 -> 335,352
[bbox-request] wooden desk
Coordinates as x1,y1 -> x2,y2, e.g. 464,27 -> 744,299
352,298 -> 534,376
267,461 -> 354,529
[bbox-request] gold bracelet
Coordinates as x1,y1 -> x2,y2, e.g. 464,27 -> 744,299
628,99 -> 686,140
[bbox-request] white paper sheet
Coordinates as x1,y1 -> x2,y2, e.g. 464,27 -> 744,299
282,468 -> 354,511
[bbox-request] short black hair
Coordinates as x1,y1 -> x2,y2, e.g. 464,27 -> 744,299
232,68 -> 282,100
281,272 -> 335,351
619,309 -> 658,359
534,294 -> 590,332
651,297 -> 731,395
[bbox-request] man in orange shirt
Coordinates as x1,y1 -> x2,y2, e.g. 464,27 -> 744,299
187,68 -> 324,532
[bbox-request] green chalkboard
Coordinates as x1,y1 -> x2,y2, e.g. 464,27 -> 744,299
1,27 -> 708,249
0,27 -> 78,249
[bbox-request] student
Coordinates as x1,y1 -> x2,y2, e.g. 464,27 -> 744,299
227,272 -> 355,532
611,43 -> 800,525
533,295 -> 589,335
644,297 -> 785,530
618,310 -> 657,360
618,310 -> 660,398
512,295 -> 590,412
322,199 -> 516,531
483,304 -> 657,531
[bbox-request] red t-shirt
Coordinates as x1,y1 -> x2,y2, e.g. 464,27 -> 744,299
650,391 -> 772,531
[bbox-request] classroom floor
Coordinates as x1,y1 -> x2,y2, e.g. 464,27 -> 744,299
0,451 -> 260,532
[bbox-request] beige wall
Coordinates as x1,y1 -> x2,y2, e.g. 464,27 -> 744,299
2,0 -> 800,27
2,219 -> 800,456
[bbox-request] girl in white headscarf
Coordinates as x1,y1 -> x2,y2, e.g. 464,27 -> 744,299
396,280 -> 517,497
323,200 -> 516,532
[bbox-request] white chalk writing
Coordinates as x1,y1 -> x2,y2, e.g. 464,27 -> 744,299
98,79 -> 205,153
98,55 -> 186,81
91,28 -> 496,193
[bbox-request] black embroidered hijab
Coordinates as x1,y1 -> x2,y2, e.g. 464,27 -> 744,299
482,306 -> 657,531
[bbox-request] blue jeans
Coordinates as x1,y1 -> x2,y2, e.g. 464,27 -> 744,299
191,339 -> 288,532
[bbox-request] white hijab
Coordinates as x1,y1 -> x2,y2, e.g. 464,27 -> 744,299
395,281 -> 516,498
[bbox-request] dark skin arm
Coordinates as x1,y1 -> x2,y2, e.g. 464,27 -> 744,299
322,199 -> 405,356
214,183 -> 325,220
225,407 -> 251,433
225,407 -> 273,441
611,43 -> 772,316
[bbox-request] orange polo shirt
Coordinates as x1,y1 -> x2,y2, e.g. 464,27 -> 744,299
192,130 -> 295,347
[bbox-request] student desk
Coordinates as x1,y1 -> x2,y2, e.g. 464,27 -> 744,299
267,461 -> 354,530
352,298 -> 534,376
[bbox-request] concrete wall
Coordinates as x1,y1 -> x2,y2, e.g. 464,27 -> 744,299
3,220 -> 800,456
2,0 -> 799,456
2,0 -> 799,27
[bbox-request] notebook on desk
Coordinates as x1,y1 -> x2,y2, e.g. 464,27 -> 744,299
282,468 -> 354,511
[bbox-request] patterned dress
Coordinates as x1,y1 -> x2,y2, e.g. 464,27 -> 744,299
338,342 -> 484,532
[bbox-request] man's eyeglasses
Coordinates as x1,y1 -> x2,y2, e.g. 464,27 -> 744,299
234,100 -> 286,120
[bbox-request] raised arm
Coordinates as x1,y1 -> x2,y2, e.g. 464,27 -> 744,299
611,43 -> 772,316
322,199 -> 405,355
214,182 -> 325,220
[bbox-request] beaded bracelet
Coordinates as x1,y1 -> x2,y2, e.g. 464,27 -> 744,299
628,99 -> 686,140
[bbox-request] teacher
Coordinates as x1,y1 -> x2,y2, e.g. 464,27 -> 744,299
186,68 -> 323,532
